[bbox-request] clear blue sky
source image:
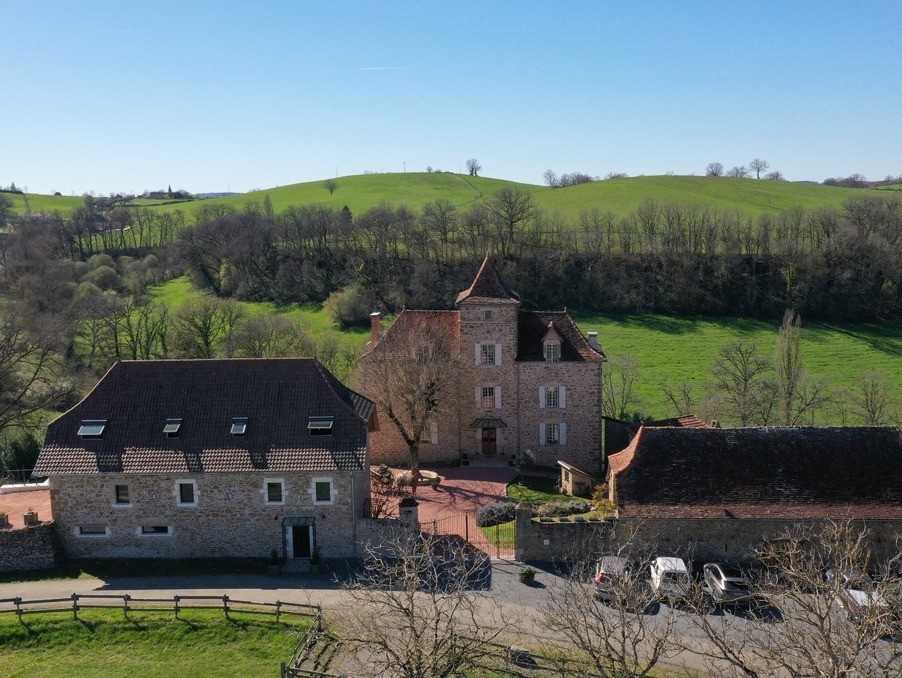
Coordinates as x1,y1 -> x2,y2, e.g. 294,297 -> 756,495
4,1 -> 901,195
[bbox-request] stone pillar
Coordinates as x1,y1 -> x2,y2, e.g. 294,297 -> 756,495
399,497 -> 419,532
514,500 -> 532,562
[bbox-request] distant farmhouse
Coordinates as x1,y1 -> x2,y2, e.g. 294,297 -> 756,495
360,257 -> 606,473
34,359 -> 374,561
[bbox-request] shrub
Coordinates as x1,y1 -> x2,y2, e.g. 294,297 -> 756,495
534,499 -> 590,518
323,283 -> 374,328
476,501 -> 516,527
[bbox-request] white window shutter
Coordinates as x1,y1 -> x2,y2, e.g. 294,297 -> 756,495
560,423 -> 567,445
494,387 -> 501,410
539,386 -> 546,409
474,343 -> 480,366
430,420 -> 438,445
560,386 -> 566,409
475,386 -> 481,408
539,423 -> 546,446
495,343 -> 502,365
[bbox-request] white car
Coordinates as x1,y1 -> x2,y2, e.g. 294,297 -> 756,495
649,557 -> 691,600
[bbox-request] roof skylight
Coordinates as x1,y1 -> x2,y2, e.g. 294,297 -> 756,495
78,420 -> 107,438
231,417 -> 248,436
164,418 -> 182,436
308,416 -> 334,436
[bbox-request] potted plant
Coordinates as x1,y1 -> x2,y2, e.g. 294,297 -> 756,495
0,511 -> 8,526
309,546 -> 322,574
23,508 -> 39,526
518,566 -> 535,585
267,548 -> 282,575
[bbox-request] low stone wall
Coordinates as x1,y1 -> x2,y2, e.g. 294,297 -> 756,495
515,506 -> 902,564
0,522 -> 60,572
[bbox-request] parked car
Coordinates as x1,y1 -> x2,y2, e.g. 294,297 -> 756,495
827,571 -> 890,621
703,563 -> 753,605
649,557 -> 691,600
594,556 -> 638,602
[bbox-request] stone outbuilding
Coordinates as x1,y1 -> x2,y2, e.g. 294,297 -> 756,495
360,257 -> 606,473
34,359 -> 374,562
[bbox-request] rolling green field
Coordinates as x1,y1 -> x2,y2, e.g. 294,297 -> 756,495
151,278 -> 901,422
9,173 -> 894,222
0,607 -> 309,677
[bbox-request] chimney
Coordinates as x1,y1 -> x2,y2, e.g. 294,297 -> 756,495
369,312 -> 382,345
587,331 -> 599,351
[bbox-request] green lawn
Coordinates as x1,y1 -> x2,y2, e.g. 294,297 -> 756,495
0,607 -> 309,677
575,312 -> 902,421
507,475 -> 567,505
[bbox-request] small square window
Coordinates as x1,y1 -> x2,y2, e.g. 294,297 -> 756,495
164,418 -> 182,436
544,343 -> 560,363
78,524 -> 107,535
78,419 -> 107,438
267,482 -> 283,503
178,482 -> 195,504
114,484 -> 130,504
484,310 -> 493,320
480,344 -> 496,366
141,525 -> 170,535
315,481 -> 331,503
546,423 -> 560,445
231,417 -> 248,436
308,416 -> 334,436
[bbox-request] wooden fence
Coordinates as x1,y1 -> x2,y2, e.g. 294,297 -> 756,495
0,593 -> 320,624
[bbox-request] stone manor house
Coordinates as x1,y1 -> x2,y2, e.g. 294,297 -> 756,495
33,359 -> 375,561
361,257 -> 606,473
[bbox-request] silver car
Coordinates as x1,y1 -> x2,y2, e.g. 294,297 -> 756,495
594,556 -> 638,602
703,563 -> 753,605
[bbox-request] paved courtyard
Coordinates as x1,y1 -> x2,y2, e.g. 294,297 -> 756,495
0,487 -> 52,530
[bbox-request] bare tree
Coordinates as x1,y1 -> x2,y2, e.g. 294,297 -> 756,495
684,521 -> 902,678
323,178 -> 338,195
224,314 -> 314,358
710,341 -> 776,426
775,309 -> 802,425
170,297 -> 244,359
540,536 -> 678,676
602,355 -> 641,420
765,170 -> 785,181
706,162 -> 724,177
662,382 -> 697,417
360,319 -> 469,490
0,309 -> 71,439
543,169 -> 559,187
339,531 -> 502,678
465,158 -> 482,177
728,165 -> 750,178
852,370 -> 895,425
485,187 -> 535,257
749,158 -> 769,179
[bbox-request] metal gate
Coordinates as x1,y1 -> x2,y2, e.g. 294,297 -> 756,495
423,511 -> 515,559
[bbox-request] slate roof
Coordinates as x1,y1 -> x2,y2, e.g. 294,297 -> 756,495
609,426 -> 902,519
516,312 -> 606,362
34,359 -> 374,476
455,256 -> 520,305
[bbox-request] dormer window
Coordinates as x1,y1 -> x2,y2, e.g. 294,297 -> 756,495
308,416 -> 334,436
544,342 -> 560,363
78,420 -> 107,438
231,417 -> 248,436
164,418 -> 182,437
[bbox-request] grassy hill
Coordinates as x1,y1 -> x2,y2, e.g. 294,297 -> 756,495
8,173 -> 894,221
149,277 -> 901,424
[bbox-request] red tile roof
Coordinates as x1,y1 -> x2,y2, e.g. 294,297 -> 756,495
608,426 -> 902,519
35,359 -> 373,476
647,415 -> 710,428
455,256 -> 520,305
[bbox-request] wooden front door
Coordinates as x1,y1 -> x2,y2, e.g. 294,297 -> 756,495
481,427 -> 497,456
291,525 -> 312,559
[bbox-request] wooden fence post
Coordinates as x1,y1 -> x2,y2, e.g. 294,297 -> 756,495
14,597 -> 22,624
174,595 -> 180,619
123,593 -> 130,618
276,601 -> 281,622
71,593 -> 78,620
223,594 -> 230,620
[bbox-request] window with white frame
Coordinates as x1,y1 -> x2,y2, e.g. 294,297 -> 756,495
546,423 -> 560,444
265,479 -> 284,504
312,477 -> 334,504
139,525 -> 171,536
77,524 -> 109,537
545,386 -> 560,408
479,343 -> 496,366
481,386 -> 495,409
419,420 -> 438,444
544,342 -> 560,363
176,480 -> 197,506
113,483 -> 131,506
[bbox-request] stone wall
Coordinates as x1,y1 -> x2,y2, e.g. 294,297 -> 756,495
50,470 -> 368,560
515,507 -> 902,564
0,522 -> 60,572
